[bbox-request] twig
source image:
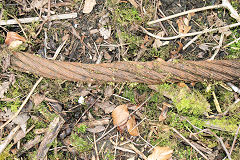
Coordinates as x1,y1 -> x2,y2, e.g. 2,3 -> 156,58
148,0 -> 240,25
140,22 -> 240,40
129,144 -> 148,160
183,34 -> 202,50
114,146 -> 135,153
114,132 -> 118,160
171,127 -> 209,160
0,13 -> 77,26
193,129 -> 232,160
7,13 -> 28,41
209,33 -> 224,60
0,125 -> 20,154
212,91 -> 222,113
93,133 -> 99,160
148,4 -> 223,25
0,77 -> 43,130
223,37 -> 240,48
229,123 -> 240,155
227,82 -> 240,94
51,35 -> 69,60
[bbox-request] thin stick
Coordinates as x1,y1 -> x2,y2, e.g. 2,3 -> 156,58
0,125 -> 20,154
93,133 -> 99,160
0,13 -> 77,26
7,13 -> 28,41
209,33 -> 224,60
183,34 -> 202,50
129,144 -> 148,160
114,132 -> 118,160
148,4 -> 223,25
223,37 -> 240,48
0,77 -> 43,130
141,22 -> 240,40
171,127 -> 209,160
229,123 -> 240,155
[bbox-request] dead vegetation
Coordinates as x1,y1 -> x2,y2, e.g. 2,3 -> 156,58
0,0 -> 240,159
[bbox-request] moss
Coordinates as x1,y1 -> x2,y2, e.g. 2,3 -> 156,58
0,145 -> 15,159
205,117 -> 239,133
148,46 -> 171,60
70,133 -> 93,152
123,89 -> 136,104
38,104 -> 58,122
114,4 -> 142,26
156,84 -> 210,116
225,28 -> 240,59
75,124 -> 87,134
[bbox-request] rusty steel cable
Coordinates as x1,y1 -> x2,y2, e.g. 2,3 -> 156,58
10,52 -> 240,84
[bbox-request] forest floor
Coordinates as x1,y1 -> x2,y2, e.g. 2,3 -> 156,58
0,0 -> 240,159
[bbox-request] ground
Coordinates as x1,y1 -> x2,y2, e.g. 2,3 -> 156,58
0,0 -> 240,159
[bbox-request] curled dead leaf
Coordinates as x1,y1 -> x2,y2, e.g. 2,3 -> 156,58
126,115 -> 139,136
148,146 -> 173,160
176,17 -> 191,34
5,32 -> 26,46
112,104 -> 129,133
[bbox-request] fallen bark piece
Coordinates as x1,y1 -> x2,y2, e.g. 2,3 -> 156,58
36,117 -> 65,160
17,135 -> 42,157
11,52 -> 240,84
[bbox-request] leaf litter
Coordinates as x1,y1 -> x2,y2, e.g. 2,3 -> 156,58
1,0 -> 240,159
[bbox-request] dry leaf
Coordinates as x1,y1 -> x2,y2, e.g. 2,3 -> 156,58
176,17 -> 191,34
0,82 -> 11,99
99,27 -> 111,39
104,86 -> 114,97
87,125 -> 105,133
31,0 -> 48,9
207,12 -> 232,36
128,0 -> 138,8
153,32 -> 169,48
159,102 -> 169,122
126,115 -> 139,136
5,32 -> 26,46
0,74 -> 15,99
96,101 -> 116,114
148,146 -> 173,160
83,0 -> 96,13
112,104 -> 129,133
14,130 -> 26,143
171,41 -> 183,55
32,93 -> 45,107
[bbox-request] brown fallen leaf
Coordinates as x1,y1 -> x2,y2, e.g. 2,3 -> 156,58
159,102 -> 169,122
176,17 -> 191,34
5,32 -> 26,49
126,115 -> 139,136
87,125 -> 105,133
32,93 -> 45,107
147,146 -> 173,160
112,104 -> 129,133
83,0 -> 96,14
171,41 -> 183,55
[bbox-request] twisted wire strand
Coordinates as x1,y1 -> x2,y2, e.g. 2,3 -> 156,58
11,52 -> 240,84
